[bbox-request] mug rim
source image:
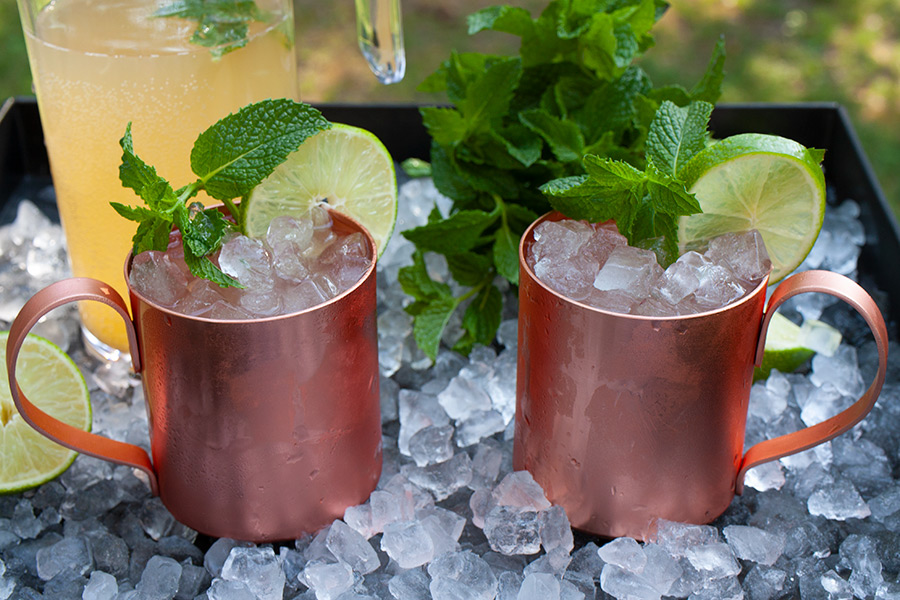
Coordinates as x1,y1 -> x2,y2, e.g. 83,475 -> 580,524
519,211 -> 771,321
123,205 -> 378,324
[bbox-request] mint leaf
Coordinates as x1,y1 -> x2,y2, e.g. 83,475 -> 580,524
402,206 -> 499,254
421,107 -> 468,146
519,109 -> 585,162
467,5 -> 534,37
646,100 -> 714,178
493,224 -> 520,285
191,99 -> 330,201
182,246 -> 241,287
541,173 -> 641,238
413,297 -> 460,361
690,36 -> 726,104
644,164 -> 702,216
455,284 -> 503,354
458,58 -> 523,132
399,251 -> 453,301
447,252 -> 494,287
119,124 -> 180,214
131,215 -> 175,254
154,0 -> 263,58
176,204 -> 231,258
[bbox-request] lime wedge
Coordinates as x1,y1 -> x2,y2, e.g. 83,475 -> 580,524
678,133 -> 826,283
245,123 -> 398,257
754,312 -> 842,380
0,332 -> 91,493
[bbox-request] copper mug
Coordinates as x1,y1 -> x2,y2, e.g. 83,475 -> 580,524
514,212 -> 889,540
5,211 -> 382,542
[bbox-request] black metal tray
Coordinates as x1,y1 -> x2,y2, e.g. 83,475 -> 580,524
2,96 -> 898,331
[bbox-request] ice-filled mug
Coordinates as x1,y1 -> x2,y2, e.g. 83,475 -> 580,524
514,212 -> 889,540
6,211 -> 382,542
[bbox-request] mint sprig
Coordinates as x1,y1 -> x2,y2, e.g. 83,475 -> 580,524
154,0 -> 265,59
404,0 -> 726,360
111,98 -> 331,286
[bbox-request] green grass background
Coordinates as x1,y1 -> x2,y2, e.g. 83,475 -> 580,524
2,0 -> 898,217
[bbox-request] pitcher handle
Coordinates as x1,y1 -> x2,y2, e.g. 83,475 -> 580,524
735,270 -> 888,494
5,278 -> 159,495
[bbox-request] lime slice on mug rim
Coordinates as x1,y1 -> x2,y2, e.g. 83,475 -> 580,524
678,133 -> 827,283
245,123 -> 398,258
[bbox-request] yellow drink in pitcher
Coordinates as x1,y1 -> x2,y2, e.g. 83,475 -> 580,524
19,0 -> 299,355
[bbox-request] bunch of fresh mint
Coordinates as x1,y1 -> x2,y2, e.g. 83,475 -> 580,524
112,99 -> 330,286
400,0 -> 725,360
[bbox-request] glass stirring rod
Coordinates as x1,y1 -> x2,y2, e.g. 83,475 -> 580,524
355,0 -> 405,84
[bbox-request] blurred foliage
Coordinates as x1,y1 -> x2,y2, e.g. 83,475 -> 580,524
2,0 -> 898,216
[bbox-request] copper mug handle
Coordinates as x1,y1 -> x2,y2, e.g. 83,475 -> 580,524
5,278 -> 159,495
736,269 -> 889,493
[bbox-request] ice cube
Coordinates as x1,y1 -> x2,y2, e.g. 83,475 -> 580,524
593,245 -> 662,299
723,525 -> 785,566
11,500 -> 42,540
82,570 -> 118,600
483,506 -> 542,556
469,439 -> 504,491
280,278 -> 331,314
533,254 -> 599,301
35,536 -> 93,581
381,521 -> 435,569
811,344 -> 865,397
266,215 -> 314,282
705,229 -> 771,284
173,278 -> 225,317
839,534 -> 884,599
517,573 -> 560,600
539,506 -> 574,555
691,263 -> 746,309
492,471 -> 552,513
427,550 -> 498,600
403,453 -> 473,501
529,220 -> 594,265
742,565 -> 787,600
408,424 -> 455,467
325,520 -> 380,575
455,410 -> 506,448
597,537 -> 646,572
656,254 -> 702,304
388,567 -> 432,600
398,389 -> 450,456
807,477 -> 871,520
203,539 -> 252,578
218,235 -> 276,291
651,520 -> 719,557
744,460 -> 786,492
299,560 -> 356,600
129,251 -> 189,307
135,555 -> 182,600
685,542 -> 741,579
438,374 -> 492,422
369,489 -> 414,534
343,503 -> 376,540
220,547 -> 285,600
205,578 -> 256,600
599,564 -> 666,600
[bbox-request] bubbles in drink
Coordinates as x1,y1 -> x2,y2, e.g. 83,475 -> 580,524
526,219 -> 772,315
128,205 -> 373,318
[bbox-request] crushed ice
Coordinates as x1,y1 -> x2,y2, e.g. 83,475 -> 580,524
1,177 -> 898,600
